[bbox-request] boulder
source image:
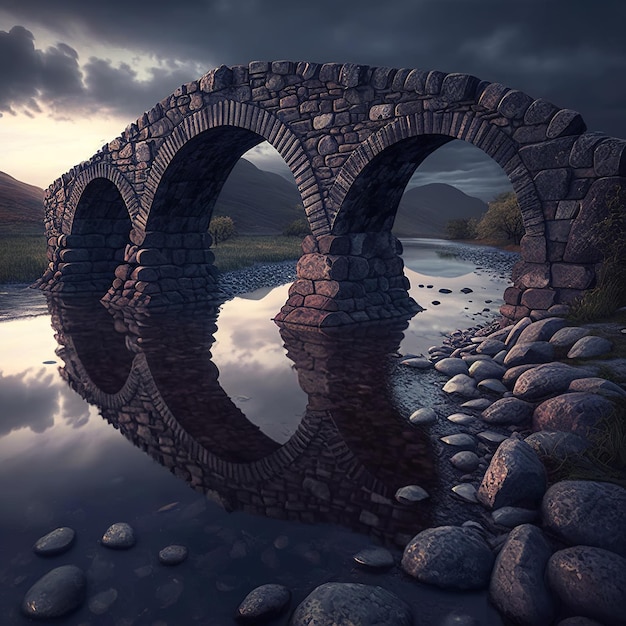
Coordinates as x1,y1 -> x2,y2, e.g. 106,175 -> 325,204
513,363 -> 597,400
401,526 -> 494,590
549,326 -> 590,349
505,316 -> 533,346
290,582 -> 412,626
532,392 -> 615,436
516,317 -> 568,344
542,480 -> 626,557
491,506 -> 538,527
489,524 -> 555,626
548,546 -> 626,626
482,397 -> 535,425
469,359 -> 507,382
477,438 -> 546,510
567,335 -> 612,359
443,374 -> 480,397
33,527 -> 76,556
236,583 -> 290,623
525,430 -> 590,461
503,341 -> 555,367
475,338 -> 507,355
22,565 -> 86,619
568,377 -> 626,397
435,357 -> 469,376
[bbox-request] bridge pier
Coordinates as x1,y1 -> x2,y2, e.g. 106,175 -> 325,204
274,232 -> 422,327
101,230 -> 222,309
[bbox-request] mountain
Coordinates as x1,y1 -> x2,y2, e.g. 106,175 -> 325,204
392,183 -> 487,238
0,171 -> 45,235
213,159 -> 304,234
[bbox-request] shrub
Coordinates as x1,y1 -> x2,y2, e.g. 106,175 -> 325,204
476,191 -> 523,244
283,218 -> 311,237
445,217 -> 478,240
209,216 -> 236,245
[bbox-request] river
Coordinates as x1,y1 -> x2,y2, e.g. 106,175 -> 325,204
0,238 -> 516,624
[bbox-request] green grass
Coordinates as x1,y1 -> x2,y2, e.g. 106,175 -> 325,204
0,233 -> 303,284
212,235 -> 303,272
0,235 -> 48,284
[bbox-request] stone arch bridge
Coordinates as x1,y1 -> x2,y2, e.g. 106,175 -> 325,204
38,61 -> 626,325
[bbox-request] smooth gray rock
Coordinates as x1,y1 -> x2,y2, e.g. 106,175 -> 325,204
505,316 -> 533,347
477,431 -> 509,445
22,565 -> 86,619
516,317 -> 568,344
395,484 -> 429,503
450,450 -> 480,472
290,582 -> 412,626
542,480 -> 626,557
533,392 -> 615,436
409,407 -> 437,424
461,398 -> 493,410
353,546 -> 394,569
504,341 -> 555,367
440,433 -> 477,451
451,484 -> 478,503
101,522 -> 135,549
491,506 -> 539,527
236,583 -> 290,623
525,431 -> 590,460
489,524 -> 555,626
567,335 -> 612,359
475,338 -> 507,355
443,374 -> 480,397
548,546 -> 626,626
158,544 -> 188,565
486,325 -> 514,343
469,359 -> 507,382
447,412 -> 475,425
401,356 -> 433,369
477,438 -> 546,510
435,357 -> 469,376
477,378 -> 508,394
482,397 -> 534,425
502,363 -> 540,388
33,527 -> 76,556
568,377 -> 626,397
513,362 -> 597,400
401,526 -> 494,590
550,326 -> 590,349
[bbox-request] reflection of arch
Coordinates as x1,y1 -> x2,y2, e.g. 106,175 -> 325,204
329,117 -> 543,237
48,295 -> 437,544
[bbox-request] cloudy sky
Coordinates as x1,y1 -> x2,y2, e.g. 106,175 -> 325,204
1,0 -> 625,200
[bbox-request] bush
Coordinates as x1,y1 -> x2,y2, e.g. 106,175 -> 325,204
476,191 -> 523,244
283,218 -> 311,237
209,216 -> 236,245
445,217 -> 478,240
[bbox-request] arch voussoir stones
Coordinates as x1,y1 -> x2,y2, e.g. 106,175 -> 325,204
39,61 -> 626,325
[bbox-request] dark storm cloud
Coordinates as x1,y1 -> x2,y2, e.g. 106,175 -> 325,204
2,1 -> 626,136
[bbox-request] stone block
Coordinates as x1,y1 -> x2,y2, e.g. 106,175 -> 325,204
317,235 -> 350,255
478,83 -> 509,110
368,104 -> 394,121
504,286 -> 522,305
520,288 -> 556,310
513,262 -> 550,289
519,136 -> 577,170
441,73 -> 480,102
425,70 -> 446,95
546,108 -> 586,138
593,137 -> 626,176
498,90 -> 534,119
524,98 -> 558,125
551,263 -> 594,289
520,235 -> 547,263
546,219 -> 572,243
533,168 -> 571,200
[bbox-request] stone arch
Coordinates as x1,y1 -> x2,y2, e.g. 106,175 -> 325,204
139,101 -> 321,238
328,114 -> 543,237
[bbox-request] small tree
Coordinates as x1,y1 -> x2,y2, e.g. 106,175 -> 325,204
283,218 -> 311,237
445,217 -> 479,240
209,216 -> 236,245
476,191 -> 524,244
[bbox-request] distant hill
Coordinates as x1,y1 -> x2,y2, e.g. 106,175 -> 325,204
0,171 -> 45,236
0,166 -> 486,239
393,183 -> 487,238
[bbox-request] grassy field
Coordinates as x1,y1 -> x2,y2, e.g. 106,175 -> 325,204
0,234 -> 304,284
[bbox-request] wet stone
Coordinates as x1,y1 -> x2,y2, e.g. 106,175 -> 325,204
159,544 -> 188,565
235,583 -> 291,623
401,356 -> 433,369
469,358 -> 507,381
291,582 -> 412,626
409,407 -> 437,425
461,397 -> 492,410
88,588 -> 118,615
440,433 -> 477,451
475,339 -> 506,355
447,412 -> 475,425
22,565 -> 86,619
477,378 -> 508,394
353,546 -> 395,569
101,522 -> 135,549
450,450 -> 480,472
33,527 -> 76,556
443,374 -> 479,398
435,358 -> 469,376
452,484 -> 478,503
395,484 -> 430,503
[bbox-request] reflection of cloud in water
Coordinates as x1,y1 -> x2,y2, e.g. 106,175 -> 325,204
57,386 -> 91,429
0,368 -> 59,435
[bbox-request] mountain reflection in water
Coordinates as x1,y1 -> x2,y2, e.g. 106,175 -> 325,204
50,295 -> 437,546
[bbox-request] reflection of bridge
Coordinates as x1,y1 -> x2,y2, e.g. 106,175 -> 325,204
49,296 -> 438,545
37,62 -> 626,326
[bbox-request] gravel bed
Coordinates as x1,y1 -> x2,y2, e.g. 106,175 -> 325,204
218,260 -> 297,298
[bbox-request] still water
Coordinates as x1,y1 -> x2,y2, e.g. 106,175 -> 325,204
0,239 -> 513,624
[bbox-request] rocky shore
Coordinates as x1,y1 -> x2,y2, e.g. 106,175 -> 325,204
14,246 -> 626,625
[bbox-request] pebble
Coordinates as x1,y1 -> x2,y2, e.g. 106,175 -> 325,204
235,583 -> 291,623
159,545 -> 188,565
477,378 -> 508,394
451,484 -> 478,503
101,522 -> 135,549
409,407 -> 437,424
401,356 -> 433,369
461,397 -> 492,410
33,527 -> 76,556
22,565 -> 86,619
443,374 -> 479,398
481,397 -> 534,425
477,431 -> 509,445
449,451 -> 480,472
395,485 -> 430,503
435,358 -> 470,376
440,433 -> 477,451
353,546 -> 395,569
468,359 -> 506,381
447,412 -> 475,425
491,506 -> 538,527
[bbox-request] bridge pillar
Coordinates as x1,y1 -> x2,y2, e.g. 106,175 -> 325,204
275,232 -> 422,327
102,230 -> 222,309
